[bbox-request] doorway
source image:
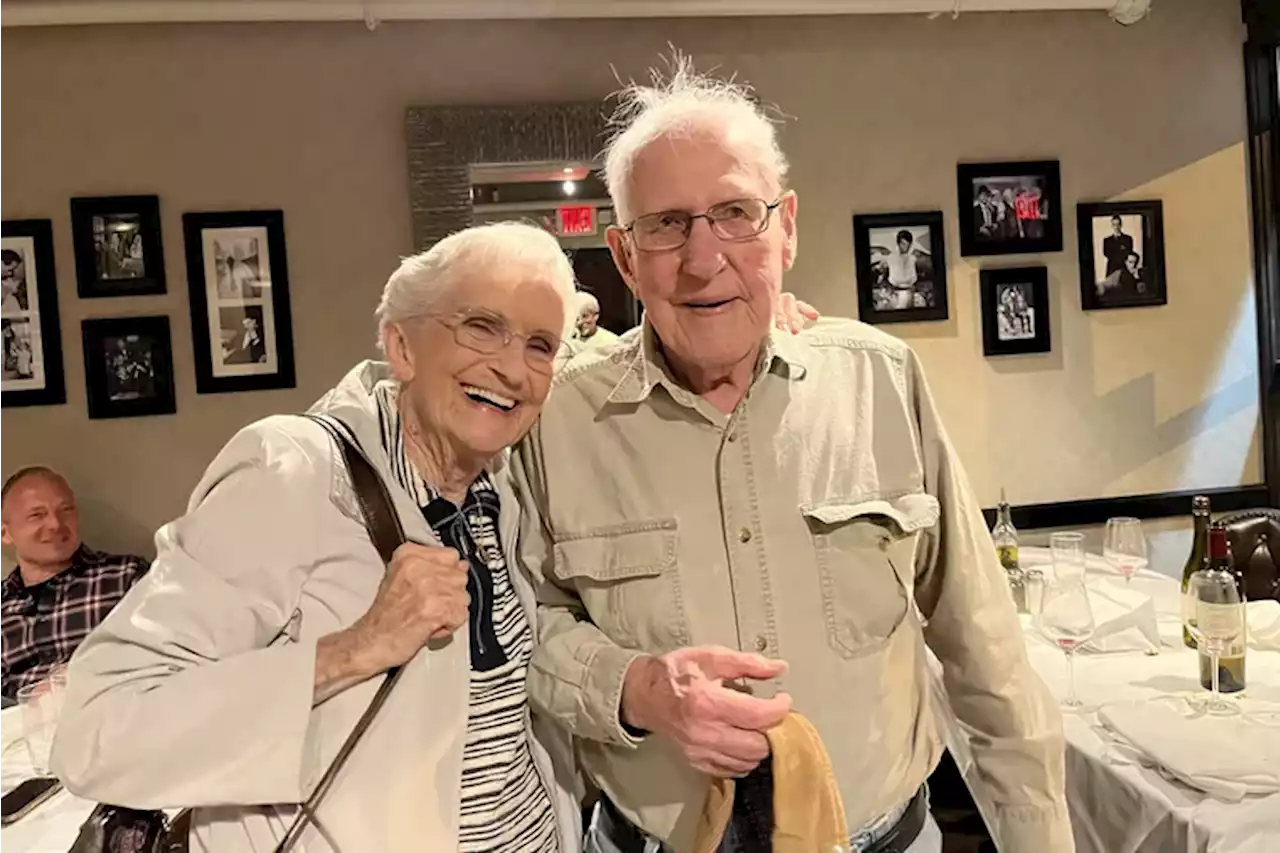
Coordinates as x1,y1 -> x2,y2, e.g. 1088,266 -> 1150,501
569,248 -> 640,336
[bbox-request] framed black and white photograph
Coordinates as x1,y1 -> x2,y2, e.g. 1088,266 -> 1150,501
2,219 -> 66,408
1076,200 -> 1167,310
183,210 -> 295,394
82,316 -> 176,419
957,161 -> 1063,257
852,211 -> 949,324
980,266 -> 1052,357
70,195 -> 166,298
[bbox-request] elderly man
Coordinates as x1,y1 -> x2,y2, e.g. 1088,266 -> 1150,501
572,292 -> 620,349
1,466 -> 149,699
513,58 -> 1072,853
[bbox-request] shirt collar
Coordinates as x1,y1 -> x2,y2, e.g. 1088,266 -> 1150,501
604,322 -> 808,407
1,545 -> 96,598
373,380 -> 493,508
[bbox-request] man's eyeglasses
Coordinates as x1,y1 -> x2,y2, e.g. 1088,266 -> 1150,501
624,197 -> 783,252
431,311 -> 560,374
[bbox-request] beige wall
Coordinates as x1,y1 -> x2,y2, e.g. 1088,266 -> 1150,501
0,0 -> 1262,562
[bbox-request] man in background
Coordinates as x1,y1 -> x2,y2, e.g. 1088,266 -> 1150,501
572,292 -> 620,349
1,466 -> 149,699
884,229 -> 920,309
2,249 -> 30,313
1101,215 -> 1134,278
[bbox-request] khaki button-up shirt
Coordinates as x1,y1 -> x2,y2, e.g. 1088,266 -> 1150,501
513,320 -> 1073,853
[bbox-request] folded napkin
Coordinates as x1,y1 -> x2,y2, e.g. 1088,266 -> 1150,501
1081,582 -> 1161,653
694,712 -> 848,853
1247,600 -> 1280,651
1099,701 -> 1280,801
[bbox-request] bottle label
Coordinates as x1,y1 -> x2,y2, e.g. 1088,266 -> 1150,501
1195,602 -> 1244,643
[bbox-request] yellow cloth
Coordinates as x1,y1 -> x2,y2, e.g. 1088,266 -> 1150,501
692,712 -> 849,853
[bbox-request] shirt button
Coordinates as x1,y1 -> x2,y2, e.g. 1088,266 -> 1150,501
754,635 -> 769,653
738,527 -> 753,543
727,431 -> 738,443
878,535 -> 892,551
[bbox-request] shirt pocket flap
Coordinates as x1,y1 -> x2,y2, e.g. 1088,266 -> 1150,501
801,493 -> 940,535
552,522 -> 678,583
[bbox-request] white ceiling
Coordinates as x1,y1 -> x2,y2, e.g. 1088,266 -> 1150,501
2,0 -> 1147,27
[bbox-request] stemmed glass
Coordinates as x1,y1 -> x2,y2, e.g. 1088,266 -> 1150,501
1049,531 -> 1087,586
1103,517 -> 1148,584
1187,570 -> 1244,716
1037,582 -> 1096,710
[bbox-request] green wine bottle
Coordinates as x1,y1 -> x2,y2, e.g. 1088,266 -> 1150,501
1198,523 -> 1246,693
1181,496 -> 1211,649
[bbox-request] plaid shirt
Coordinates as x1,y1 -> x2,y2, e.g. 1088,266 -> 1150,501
2,546 -> 149,698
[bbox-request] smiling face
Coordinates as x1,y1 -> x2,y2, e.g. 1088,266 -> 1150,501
1,472 -> 81,573
607,129 -> 797,378
385,262 -> 565,463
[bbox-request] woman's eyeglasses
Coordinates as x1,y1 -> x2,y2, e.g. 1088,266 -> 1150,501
431,311 -> 560,373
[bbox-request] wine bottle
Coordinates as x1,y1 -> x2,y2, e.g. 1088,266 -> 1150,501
1198,523 -> 1246,693
1181,496 -> 1211,648
992,488 -> 1025,612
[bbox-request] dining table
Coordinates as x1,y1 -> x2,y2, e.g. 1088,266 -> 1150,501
1013,546 -> 1280,853
1,704 -> 96,853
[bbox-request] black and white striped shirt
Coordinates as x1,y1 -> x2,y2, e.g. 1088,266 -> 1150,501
374,383 -> 559,853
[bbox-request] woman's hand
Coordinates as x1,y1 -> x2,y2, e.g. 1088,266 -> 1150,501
773,292 -> 819,334
314,543 -> 470,702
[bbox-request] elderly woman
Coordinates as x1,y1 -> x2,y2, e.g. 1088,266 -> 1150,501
52,221 -> 582,853
51,219 -> 815,853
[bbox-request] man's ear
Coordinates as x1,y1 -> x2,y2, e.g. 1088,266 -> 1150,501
1,522 -> 12,549
381,322 -> 417,384
779,191 -> 799,271
605,227 -> 639,296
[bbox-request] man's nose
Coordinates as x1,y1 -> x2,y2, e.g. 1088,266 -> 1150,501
680,218 -> 726,281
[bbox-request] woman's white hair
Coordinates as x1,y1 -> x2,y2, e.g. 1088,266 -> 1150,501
602,49 -> 789,223
576,291 -> 600,315
375,220 -> 578,347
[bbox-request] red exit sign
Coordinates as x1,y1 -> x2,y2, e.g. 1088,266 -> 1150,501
557,205 -> 597,236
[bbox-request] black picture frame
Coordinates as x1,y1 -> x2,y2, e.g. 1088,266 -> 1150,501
852,211 -> 949,325
183,210 -> 295,394
980,266 -> 1052,357
1076,200 -> 1167,310
82,315 -> 176,419
2,219 -> 67,408
956,160 -> 1063,257
70,195 -> 167,298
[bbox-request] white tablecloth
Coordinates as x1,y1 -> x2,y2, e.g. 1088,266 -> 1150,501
1018,547 -> 1280,853
1,705 -> 96,853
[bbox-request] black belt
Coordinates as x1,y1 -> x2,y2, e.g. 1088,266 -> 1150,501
596,785 -> 928,853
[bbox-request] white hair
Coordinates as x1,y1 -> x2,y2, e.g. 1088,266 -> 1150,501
602,49 -> 790,223
375,221 -> 578,348
576,291 -> 600,315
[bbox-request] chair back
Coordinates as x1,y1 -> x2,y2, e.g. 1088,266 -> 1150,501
1218,508 -> 1280,602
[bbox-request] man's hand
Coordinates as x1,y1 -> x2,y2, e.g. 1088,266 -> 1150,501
314,543 -> 470,702
621,646 -> 791,778
773,292 -> 820,334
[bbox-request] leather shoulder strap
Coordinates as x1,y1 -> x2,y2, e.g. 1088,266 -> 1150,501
304,414 -> 405,564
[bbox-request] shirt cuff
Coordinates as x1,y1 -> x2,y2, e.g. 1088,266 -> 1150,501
584,643 -> 647,748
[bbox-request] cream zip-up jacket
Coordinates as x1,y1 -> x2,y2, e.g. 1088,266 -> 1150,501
50,361 -> 581,853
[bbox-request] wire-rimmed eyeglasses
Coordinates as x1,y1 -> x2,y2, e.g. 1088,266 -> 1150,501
430,310 -> 560,374
623,197 -> 784,252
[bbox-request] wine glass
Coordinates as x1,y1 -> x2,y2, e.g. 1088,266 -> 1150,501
1187,570 -> 1244,716
1103,517 -> 1148,584
1049,531 -> 1087,586
1036,582 -> 1096,710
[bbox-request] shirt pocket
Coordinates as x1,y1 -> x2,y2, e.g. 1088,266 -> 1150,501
801,494 -> 941,659
551,520 -> 691,651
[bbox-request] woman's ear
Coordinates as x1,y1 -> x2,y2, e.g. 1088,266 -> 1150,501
382,322 -> 417,383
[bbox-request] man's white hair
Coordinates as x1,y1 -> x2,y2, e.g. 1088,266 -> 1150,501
602,49 -> 789,223
375,220 -> 578,347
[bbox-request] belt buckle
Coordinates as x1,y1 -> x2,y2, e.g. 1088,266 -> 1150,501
848,796 -> 911,853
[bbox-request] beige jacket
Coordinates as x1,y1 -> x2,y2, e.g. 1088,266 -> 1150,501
50,362 -> 581,853
512,320 -> 1073,853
